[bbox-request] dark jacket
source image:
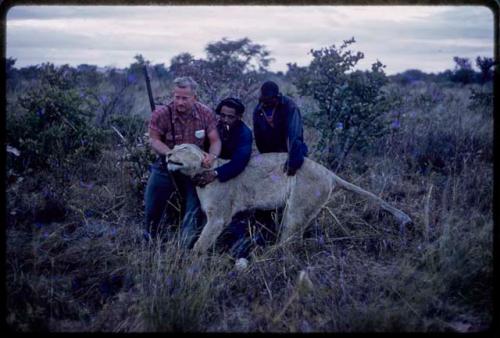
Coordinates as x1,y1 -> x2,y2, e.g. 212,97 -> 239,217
253,94 -> 308,171
214,120 -> 253,183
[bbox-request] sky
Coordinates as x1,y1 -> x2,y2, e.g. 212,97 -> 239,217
5,5 -> 494,75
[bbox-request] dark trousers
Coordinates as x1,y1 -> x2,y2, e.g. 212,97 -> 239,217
144,163 -> 204,248
217,209 -> 279,259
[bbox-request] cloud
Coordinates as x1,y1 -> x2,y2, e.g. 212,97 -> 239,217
6,5 -> 494,74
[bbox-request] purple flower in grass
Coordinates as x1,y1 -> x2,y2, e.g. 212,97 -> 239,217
71,277 -> 81,291
390,110 -> 400,117
165,275 -> 175,294
300,320 -> 313,333
36,108 -> 45,117
127,74 -> 137,84
100,95 -> 109,104
79,181 -> 94,189
335,122 -> 343,130
317,235 -> 325,246
391,120 -> 401,129
187,264 -> 200,277
99,280 -> 111,297
142,230 -> 152,241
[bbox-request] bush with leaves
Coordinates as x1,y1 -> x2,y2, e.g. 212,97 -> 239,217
288,38 -> 391,171
108,114 -> 155,190
450,57 -> 478,85
83,69 -> 139,126
468,85 -> 493,118
475,56 -> 494,83
6,63 -> 106,174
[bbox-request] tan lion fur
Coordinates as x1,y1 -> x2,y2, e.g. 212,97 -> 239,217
167,144 -> 412,254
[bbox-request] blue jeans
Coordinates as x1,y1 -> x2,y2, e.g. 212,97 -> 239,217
144,162 -> 204,248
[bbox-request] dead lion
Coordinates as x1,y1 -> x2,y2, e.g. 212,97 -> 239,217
167,144 -> 412,254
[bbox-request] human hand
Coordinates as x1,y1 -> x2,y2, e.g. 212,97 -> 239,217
192,170 -> 217,187
164,149 -> 173,162
201,152 -> 217,168
283,160 -> 298,176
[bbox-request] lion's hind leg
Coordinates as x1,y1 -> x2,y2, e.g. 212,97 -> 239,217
278,205 -> 325,246
277,181 -> 332,246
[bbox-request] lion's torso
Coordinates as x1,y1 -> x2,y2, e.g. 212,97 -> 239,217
197,152 -> 335,217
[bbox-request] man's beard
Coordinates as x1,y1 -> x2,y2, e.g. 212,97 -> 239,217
217,121 -> 230,141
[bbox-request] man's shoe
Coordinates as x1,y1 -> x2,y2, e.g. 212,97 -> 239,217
234,258 -> 249,271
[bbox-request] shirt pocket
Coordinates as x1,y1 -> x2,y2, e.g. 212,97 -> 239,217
165,133 -> 183,146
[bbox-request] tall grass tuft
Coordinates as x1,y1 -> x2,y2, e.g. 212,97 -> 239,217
130,240 -> 228,332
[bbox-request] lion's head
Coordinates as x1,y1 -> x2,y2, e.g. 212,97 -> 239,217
166,144 -> 205,176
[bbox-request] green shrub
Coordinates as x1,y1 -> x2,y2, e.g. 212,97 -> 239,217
288,38 -> 391,171
6,63 -> 106,174
107,114 -> 155,199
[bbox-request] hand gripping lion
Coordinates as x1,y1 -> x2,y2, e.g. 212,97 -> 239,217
167,144 -> 412,254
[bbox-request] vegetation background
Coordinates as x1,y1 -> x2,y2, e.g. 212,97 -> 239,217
5,37 -> 494,332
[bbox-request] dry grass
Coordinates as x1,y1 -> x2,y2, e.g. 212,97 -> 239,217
5,81 -> 493,332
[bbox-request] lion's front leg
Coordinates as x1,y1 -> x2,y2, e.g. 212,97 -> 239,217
192,216 -> 227,255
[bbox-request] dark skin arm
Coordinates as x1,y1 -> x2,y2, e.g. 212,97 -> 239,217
201,128 -> 221,168
195,128 -> 222,186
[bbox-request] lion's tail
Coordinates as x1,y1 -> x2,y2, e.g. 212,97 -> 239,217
332,174 -> 412,226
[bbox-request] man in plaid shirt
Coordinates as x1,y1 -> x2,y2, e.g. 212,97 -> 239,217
144,76 -> 221,247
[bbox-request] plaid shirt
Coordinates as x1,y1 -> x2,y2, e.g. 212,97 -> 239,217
149,101 -> 217,149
